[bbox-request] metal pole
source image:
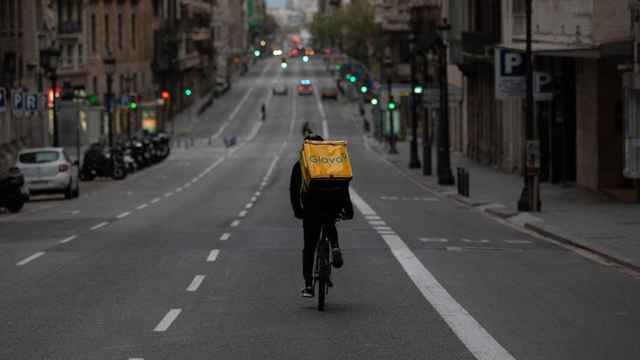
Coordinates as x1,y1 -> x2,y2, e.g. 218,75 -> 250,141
518,0 -> 540,211
51,72 -> 59,147
437,39 -> 454,185
422,54 -> 432,175
388,74 -> 398,154
409,33 -> 421,168
107,74 -> 113,147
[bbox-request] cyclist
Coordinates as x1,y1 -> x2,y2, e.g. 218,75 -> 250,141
289,134 -> 354,298
301,121 -> 312,137
261,103 -> 266,121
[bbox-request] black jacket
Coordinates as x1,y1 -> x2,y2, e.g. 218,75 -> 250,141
289,161 -> 353,219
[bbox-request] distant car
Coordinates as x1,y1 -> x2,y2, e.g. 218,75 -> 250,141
16,147 -> 80,199
273,83 -> 288,96
297,79 -> 313,96
320,86 -> 338,100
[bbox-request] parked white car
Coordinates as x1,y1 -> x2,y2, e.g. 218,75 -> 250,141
16,147 -> 80,199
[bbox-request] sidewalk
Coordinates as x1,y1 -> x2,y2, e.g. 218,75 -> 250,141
366,135 -> 640,271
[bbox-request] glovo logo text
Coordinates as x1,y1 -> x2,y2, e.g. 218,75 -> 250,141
309,154 -> 348,165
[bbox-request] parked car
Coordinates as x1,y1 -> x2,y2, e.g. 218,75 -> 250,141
273,83 -> 288,96
16,147 -> 80,199
297,79 -> 313,96
320,86 -> 338,100
0,166 -> 29,212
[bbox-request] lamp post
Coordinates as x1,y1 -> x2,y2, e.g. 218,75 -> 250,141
40,46 -> 61,146
436,19 -> 455,185
384,45 -> 398,154
103,49 -> 116,147
408,28 -> 421,168
517,0 -> 540,211
422,50 -> 435,176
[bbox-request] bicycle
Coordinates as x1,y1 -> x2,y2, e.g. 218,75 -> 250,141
313,216 -> 337,311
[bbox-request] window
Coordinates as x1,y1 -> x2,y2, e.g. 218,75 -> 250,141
118,13 -> 123,50
91,14 -> 96,52
132,73 -> 137,92
105,14 -> 110,50
120,74 -> 125,93
78,44 -> 83,65
19,151 -> 60,164
131,14 -> 137,49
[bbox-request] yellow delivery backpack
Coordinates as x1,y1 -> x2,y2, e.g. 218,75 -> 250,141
300,140 -> 353,191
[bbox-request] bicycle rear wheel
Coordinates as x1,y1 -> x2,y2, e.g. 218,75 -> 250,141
317,238 -> 330,311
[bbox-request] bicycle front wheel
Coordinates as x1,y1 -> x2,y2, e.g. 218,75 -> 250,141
317,239 -> 330,311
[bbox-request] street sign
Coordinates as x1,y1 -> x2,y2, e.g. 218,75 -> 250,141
12,90 -> 25,113
495,48 -> 553,101
25,93 -> 39,112
0,87 -> 6,113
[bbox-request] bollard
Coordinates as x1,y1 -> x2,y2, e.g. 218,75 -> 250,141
457,168 -> 470,197
208,136 -> 213,146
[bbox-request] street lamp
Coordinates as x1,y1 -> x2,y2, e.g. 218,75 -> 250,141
408,21 -> 421,169
436,19 -> 455,185
103,49 -> 116,147
384,44 -> 398,154
40,45 -> 61,146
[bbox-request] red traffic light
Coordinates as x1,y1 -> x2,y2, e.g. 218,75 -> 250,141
161,90 -> 170,100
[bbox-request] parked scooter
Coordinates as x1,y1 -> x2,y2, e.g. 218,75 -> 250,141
152,132 -> 171,161
80,143 -> 127,181
0,167 -> 29,213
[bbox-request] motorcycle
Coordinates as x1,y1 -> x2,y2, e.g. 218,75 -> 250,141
80,143 -> 127,181
0,167 -> 29,213
152,132 -> 171,161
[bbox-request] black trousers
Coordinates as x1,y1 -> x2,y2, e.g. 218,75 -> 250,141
303,216 -> 339,285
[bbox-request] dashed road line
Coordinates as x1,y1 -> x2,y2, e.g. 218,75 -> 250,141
504,240 -> 533,244
220,233 -> 231,241
420,238 -> 449,243
254,191 -> 261,196
186,275 -> 206,292
230,220 -> 240,227
207,249 -> 220,262
238,210 -> 247,218
90,222 -> 109,231
59,235 -> 78,244
117,211 -> 132,219
245,203 -> 253,209
153,309 -> 182,332
136,204 -> 149,210
16,252 -> 46,266
176,187 -> 183,193
369,220 -> 386,226
461,238 -> 490,244
164,192 -> 174,197
251,196 -> 257,202
151,198 -> 161,204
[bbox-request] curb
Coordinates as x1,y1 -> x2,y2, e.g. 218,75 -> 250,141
524,222 -> 640,273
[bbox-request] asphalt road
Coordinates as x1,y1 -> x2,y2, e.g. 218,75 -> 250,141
1,58 -> 639,360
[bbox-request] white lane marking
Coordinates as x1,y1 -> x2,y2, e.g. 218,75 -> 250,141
373,226 -> 392,231
220,233 -> 231,241
151,198 -> 161,204
184,183 -> 192,189
420,238 -> 449,243
369,220 -> 386,226
254,191 -> 261,197
238,210 -> 248,218
59,235 -> 78,244
153,309 -> 182,332
90,222 -> 109,231
504,240 -> 533,244
176,187 -> 183,192
16,252 -> 46,266
207,249 -> 220,262
230,220 -> 240,227
377,231 -> 397,235
461,238 -> 490,244
164,192 -> 174,197
447,246 -> 463,251
186,275 -> 206,292
117,211 -> 132,219
349,188 -> 516,360
251,196 -> 257,202
264,155 -> 280,179
365,215 -> 381,220
136,204 -> 149,210
71,210 -> 80,215
129,358 -> 144,360
245,203 -> 253,209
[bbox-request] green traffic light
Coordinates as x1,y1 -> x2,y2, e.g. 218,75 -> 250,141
370,98 -> 379,105
302,55 -> 310,63
129,101 -> 138,110
336,64 -> 342,70
360,86 -> 368,94
387,101 -> 397,111
414,85 -> 424,94
184,88 -> 193,97
349,75 -> 357,83
88,94 -> 98,105
254,49 -> 261,57
281,62 -> 288,69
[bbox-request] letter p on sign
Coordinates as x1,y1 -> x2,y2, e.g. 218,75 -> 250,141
504,53 -> 523,75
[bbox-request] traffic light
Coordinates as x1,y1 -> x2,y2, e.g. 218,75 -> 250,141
184,88 -> 193,97
254,49 -> 261,57
129,99 -> 138,110
88,94 -> 99,106
302,55 -> 310,63
370,98 -> 379,106
387,97 -> 397,111
360,85 -> 368,94
161,90 -> 170,100
349,75 -> 357,83
281,58 -> 288,69
413,85 -> 424,94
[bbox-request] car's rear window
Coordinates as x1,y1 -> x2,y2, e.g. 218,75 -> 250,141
19,151 -> 60,164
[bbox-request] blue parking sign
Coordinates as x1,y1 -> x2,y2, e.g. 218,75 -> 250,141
0,87 -> 6,113
12,90 -> 25,113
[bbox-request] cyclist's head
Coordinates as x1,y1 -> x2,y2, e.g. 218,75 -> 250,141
304,134 -> 324,142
